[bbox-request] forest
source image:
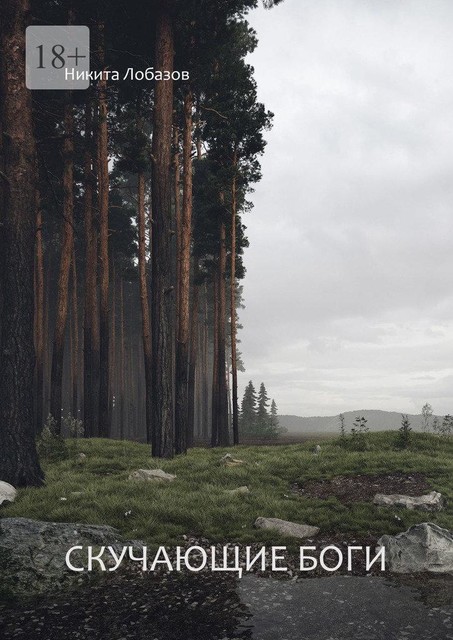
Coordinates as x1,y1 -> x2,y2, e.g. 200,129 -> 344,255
0,0 -> 284,487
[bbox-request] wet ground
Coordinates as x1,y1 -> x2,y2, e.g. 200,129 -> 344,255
238,574 -> 453,640
291,472 -> 432,503
1,571 -> 453,639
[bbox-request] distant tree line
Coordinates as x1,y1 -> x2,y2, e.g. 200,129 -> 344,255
239,381 -> 284,440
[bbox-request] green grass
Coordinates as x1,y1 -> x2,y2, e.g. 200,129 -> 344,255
2,432 -> 453,548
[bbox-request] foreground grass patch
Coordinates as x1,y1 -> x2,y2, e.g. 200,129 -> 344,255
2,433 -> 453,546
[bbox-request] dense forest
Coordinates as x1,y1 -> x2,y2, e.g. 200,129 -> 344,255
0,0 -> 283,487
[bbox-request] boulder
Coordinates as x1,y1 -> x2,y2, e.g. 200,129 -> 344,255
373,491 -> 444,512
220,454 -> 245,467
128,469 -> 176,483
377,522 -> 453,573
0,517 -> 144,595
0,481 -> 17,507
225,486 -> 250,496
254,517 -> 319,539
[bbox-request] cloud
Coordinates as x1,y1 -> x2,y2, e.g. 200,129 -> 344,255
238,0 -> 453,416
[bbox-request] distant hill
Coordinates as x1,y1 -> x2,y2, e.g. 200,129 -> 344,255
279,410 -> 439,434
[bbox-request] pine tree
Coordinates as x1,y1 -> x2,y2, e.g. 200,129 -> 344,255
257,382 -> 270,431
0,0 -> 44,486
50,91 -> 74,434
240,381 -> 257,434
151,4 -> 175,458
269,400 -> 279,432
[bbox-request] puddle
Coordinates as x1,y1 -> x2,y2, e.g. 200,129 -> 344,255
2,572 -> 453,639
238,574 -> 453,640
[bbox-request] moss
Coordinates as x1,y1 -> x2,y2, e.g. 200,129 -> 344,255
2,433 -> 453,546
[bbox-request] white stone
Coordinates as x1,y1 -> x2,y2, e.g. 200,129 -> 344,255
377,522 -> 453,573
0,481 -> 17,506
220,453 -> 245,467
128,469 -> 176,483
225,486 -> 250,496
373,491 -> 444,512
254,517 -> 319,539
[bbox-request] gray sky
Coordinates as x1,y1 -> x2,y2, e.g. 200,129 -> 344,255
238,0 -> 453,417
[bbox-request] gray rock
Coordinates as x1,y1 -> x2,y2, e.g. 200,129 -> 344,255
128,468 -> 176,482
0,481 -> 17,506
76,452 -> 87,464
0,517 -> 144,595
373,490 -> 444,512
313,445 -> 321,455
225,486 -> 250,496
220,453 -> 245,467
254,517 -> 319,539
377,522 -> 453,573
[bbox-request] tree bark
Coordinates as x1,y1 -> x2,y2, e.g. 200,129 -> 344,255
187,262 -> 199,449
35,195 -> 44,434
217,217 -> 229,446
50,95 -> 74,433
97,45 -> 110,438
119,277 -> 125,440
151,8 -> 175,457
211,277 -> 219,447
0,0 -> 44,486
71,249 -> 79,419
230,155 -> 239,445
174,126 -> 181,329
175,89 -> 193,454
83,100 -> 99,437
138,172 -> 153,444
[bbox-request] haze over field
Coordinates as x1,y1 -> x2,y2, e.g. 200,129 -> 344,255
239,0 -> 453,417
278,409 -> 438,435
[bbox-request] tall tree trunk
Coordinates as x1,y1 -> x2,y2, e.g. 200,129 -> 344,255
0,0 -> 44,486
217,217 -> 229,446
83,100 -> 99,437
119,277 -> 125,440
151,7 -> 175,458
97,45 -> 110,438
43,257 -> 51,418
202,283 -> 209,441
174,126 -> 181,329
211,277 -> 219,447
110,260 -> 116,432
187,263 -> 199,449
71,249 -> 79,419
230,155 -> 239,445
175,89 -> 193,454
50,95 -> 74,433
138,172 -> 153,444
35,195 -> 44,434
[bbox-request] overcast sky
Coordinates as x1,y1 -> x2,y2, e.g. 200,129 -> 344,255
238,0 -> 453,417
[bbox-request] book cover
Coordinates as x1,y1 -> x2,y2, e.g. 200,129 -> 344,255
1,1 -> 452,638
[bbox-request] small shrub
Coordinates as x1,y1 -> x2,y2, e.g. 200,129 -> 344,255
36,414 -> 69,462
348,416 -> 369,451
433,416 -> 440,434
395,414 -> 412,449
421,403 -> 433,432
62,413 -> 84,438
338,413 -> 347,447
439,415 -> 453,438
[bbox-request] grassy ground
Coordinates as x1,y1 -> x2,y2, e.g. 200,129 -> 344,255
2,432 -> 453,548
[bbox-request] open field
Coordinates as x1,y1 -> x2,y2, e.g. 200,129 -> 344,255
2,432 -> 453,548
